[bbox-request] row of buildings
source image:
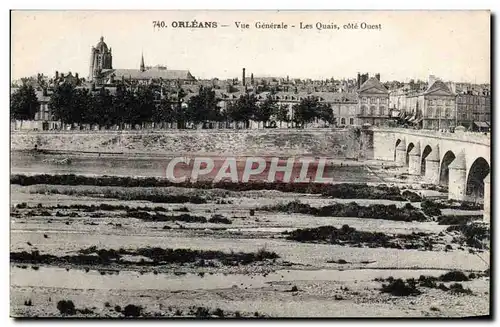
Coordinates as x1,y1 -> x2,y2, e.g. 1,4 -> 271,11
11,36 -> 491,131
389,77 -> 491,130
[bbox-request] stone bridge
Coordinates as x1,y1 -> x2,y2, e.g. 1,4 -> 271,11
372,128 -> 491,222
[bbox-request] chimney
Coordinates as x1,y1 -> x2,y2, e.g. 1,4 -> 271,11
242,68 -> 246,86
250,73 -> 254,85
55,71 -> 59,79
428,75 -> 436,86
361,73 -> 369,85
375,73 -> 380,81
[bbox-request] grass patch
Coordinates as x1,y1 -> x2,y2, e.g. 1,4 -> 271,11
421,199 -> 442,217
446,223 -> 490,249
438,215 -> 482,225
208,214 -> 232,224
377,271 -> 477,296
439,271 -> 469,282
449,283 -> 473,295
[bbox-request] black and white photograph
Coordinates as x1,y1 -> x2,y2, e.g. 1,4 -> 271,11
9,9 -> 491,318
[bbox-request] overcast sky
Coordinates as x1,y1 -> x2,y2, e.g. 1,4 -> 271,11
11,10 -> 490,83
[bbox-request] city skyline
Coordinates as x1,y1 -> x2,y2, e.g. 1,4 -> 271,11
11,10 -> 490,83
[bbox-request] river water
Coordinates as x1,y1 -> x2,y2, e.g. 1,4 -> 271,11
11,150 -> 381,182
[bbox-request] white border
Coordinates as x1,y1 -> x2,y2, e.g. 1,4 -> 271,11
3,1 -> 498,326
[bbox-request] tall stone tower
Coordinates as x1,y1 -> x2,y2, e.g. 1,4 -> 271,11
89,36 -> 113,81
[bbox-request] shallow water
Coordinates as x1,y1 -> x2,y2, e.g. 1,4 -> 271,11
10,265 -> 445,292
11,151 -> 380,182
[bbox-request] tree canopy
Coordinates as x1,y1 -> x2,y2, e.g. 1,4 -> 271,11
11,84 -> 39,120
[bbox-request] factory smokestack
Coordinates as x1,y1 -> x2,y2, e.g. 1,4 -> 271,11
242,68 -> 246,86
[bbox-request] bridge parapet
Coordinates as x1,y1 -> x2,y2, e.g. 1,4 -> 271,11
373,128 -> 490,146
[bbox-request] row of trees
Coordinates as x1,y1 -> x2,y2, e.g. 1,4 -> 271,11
11,83 -> 335,128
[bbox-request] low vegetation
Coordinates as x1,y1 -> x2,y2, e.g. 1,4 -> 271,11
13,174 -> 417,200
283,224 -> 437,250
207,214 -> 232,224
377,271 -> 477,296
57,300 -> 76,315
122,304 -> 142,317
446,222 -> 490,249
420,199 -> 442,217
380,278 -> 421,296
262,200 -> 428,222
438,215 -> 483,225
11,246 -> 279,267
128,211 -> 207,223
25,185 -> 207,204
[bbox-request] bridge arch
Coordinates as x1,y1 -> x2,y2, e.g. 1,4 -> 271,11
420,145 -> 433,176
394,138 -> 402,161
439,150 -> 456,186
466,157 -> 490,201
406,142 -> 415,165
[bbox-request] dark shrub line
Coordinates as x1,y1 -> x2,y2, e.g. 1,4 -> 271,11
380,278 -> 421,296
11,246 -> 279,266
438,215 -> 483,225
15,203 -> 171,213
283,224 -> 437,250
262,200 -> 428,222
34,187 -> 207,205
12,174 -> 415,200
421,198 -> 483,213
208,214 -> 232,224
377,272 -> 475,296
128,211 -> 232,224
127,210 -> 208,223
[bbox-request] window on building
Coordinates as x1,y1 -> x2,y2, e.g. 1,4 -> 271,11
380,106 -> 386,116
349,118 -> 354,125
370,106 -> 376,116
341,118 -> 346,125
362,97 -> 367,103
360,105 -> 367,116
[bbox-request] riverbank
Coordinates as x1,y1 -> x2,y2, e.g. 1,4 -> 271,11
11,128 -> 374,158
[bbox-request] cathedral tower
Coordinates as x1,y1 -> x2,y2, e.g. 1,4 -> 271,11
89,36 -> 113,81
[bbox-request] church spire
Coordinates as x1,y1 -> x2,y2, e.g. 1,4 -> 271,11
140,52 -> 145,72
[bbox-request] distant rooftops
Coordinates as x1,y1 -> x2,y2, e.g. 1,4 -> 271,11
101,68 -> 196,81
358,77 -> 389,94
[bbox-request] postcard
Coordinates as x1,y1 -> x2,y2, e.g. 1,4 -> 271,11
10,10 -> 491,318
